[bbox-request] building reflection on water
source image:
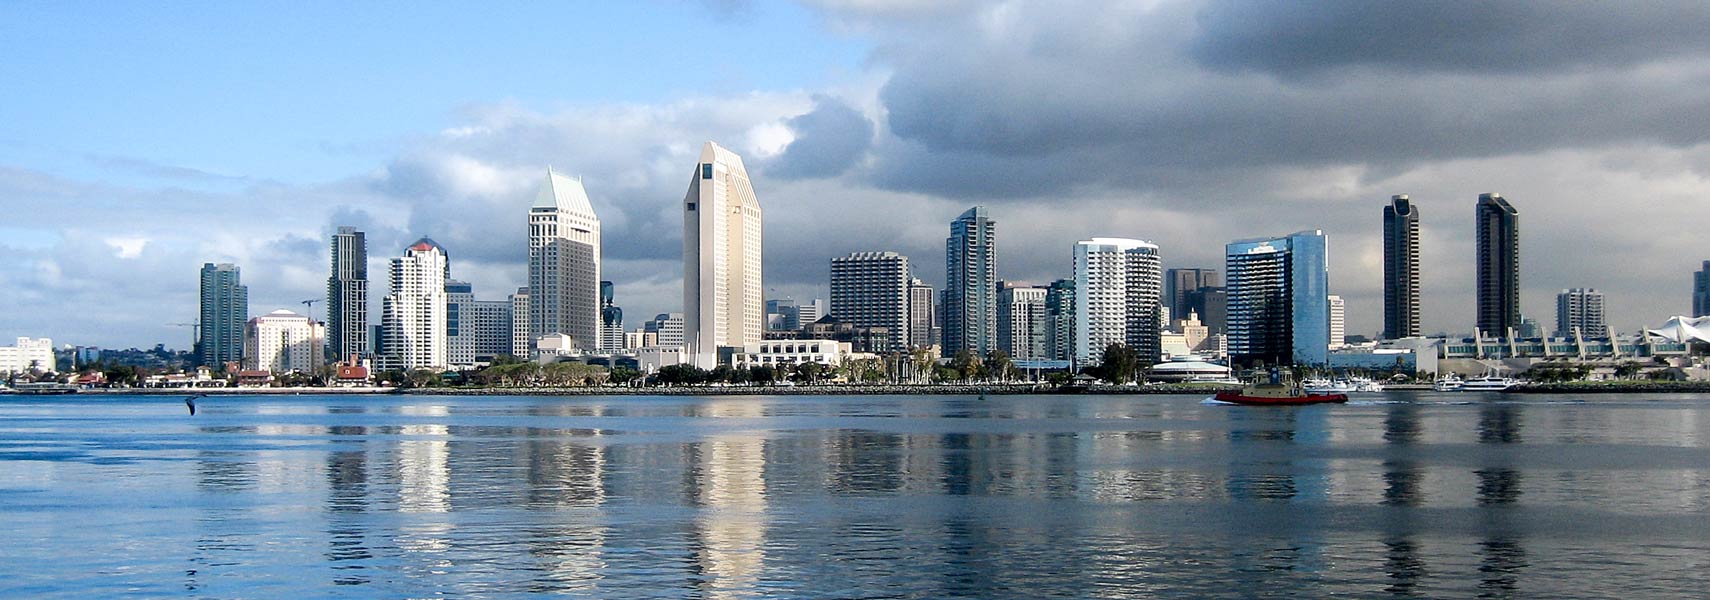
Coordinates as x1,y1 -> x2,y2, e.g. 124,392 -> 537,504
141,393 -> 1710,596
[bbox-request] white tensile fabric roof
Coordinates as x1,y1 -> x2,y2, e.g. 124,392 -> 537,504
1647,316 -> 1710,343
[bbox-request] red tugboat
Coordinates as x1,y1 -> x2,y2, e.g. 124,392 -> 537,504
1212,368 -> 1348,406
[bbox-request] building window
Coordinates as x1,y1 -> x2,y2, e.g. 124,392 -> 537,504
702,163 -> 713,179
687,202 -> 696,211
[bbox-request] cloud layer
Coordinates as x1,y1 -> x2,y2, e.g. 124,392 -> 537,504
5,0 -> 1710,348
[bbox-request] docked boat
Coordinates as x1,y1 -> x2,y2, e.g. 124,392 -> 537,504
1349,377 -> 1385,393
1461,375 -> 1519,391
1303,378 -> 1356,394
1213,370 -> 1348,406
1432,375 -> 1464,392
8,382 -> 78,395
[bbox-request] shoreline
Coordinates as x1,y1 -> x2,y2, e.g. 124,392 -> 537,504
27,381 -> 1710,396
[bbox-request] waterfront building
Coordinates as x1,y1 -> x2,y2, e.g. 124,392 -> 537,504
1225,230 -> 1330,367
683,141 -> 763,368
198,262 -> 248,368
1382,195 -> 1421,338
243,309 -> 323,374
1165,268 -> 1219,326
1556,288 -> 1607,337
509,287 -> 530,359
1329,294 -> 1345,348
908,278 -> 937,349
529,169 -> 602,352
944,206 -> 997,357
327,226 -> 369,361
381,239 -> 449,370
1044,279 -> 1076,362
600,281 -> 625,351
645,313 -> 685,349
997,282 -> 1047,360
0,337 -> 55,376
1074,238 -> 1163,366
446,280 -> 512,367
1176,311 -> 1210,356
732,339 -> 873,370
1476,193 -> 1520,335
830,252 -> 911,351
1695,261 -> 1710,317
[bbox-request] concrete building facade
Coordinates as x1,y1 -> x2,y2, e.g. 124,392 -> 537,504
683,141 -> 763,368
1073,238 -> 1163,366
529,169 -> 602,352
830,251 -> 911,351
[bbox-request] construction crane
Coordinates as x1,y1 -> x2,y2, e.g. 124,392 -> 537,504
301,299 -> 319,322
166,321 -> 199,354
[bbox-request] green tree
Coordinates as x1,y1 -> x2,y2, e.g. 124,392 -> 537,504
985,350 -> 1015,382
657,364 -> 707,386
709,365 -> 736,384
750,365 -> 777,385
794,361 -> 826,384
1614,361 -> 1643,380
951,349 -> 984,382
1098,343 -> 1139,384
608,367 -> 642,386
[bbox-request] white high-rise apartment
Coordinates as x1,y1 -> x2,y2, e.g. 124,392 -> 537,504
1328,294 -> 1345,348
831,252 -> 911,350
1556,288 -> 1607,337
908,278 -> 936,349
381,239 -> 449,370
1074,238 -> 1162,365
244,309 -> 324,374
997,283 -> 1048,360
0,337 -> 54,376
509,287 -> 530,358
683,141 -> 763,368
529,169 -> 602,352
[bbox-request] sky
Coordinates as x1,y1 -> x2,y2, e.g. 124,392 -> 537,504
5,0 -> 1710,349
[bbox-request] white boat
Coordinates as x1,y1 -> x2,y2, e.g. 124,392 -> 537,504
1303,378 -> 1355,394
1349,377 -> 1385,393
1432,375 -> 1463,392
1461,375 -> 1519,391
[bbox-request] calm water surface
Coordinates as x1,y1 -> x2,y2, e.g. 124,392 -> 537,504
3,392 -> 1710,598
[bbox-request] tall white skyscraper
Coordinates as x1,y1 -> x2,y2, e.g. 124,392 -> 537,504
381,238 -> 449,370
529,169 -> 602,352
1328,294 -> 1345,348
683,141 -> 763,368
1074,238 -> 1162,365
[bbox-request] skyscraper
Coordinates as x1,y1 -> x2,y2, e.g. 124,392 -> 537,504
509,287 -> 530,358
1382,195 -> 1421,339
1694,261 -> 1710,317
908,278 -> 937,349
446,280 -> 513,367
381,239 -> 448,370
600,281 -> 625,351
327,226 -> 369,361
1074,238 -> 1163,365
798,299 -> 825,326
1044,279 -> 1076,362
830,252 -> 911,350
1556,288 -> 1606,337
529,169 -> 602,352
944,206 -> 997,357
997,282 -> 1048,360
645,313 -> 685,348
198,262 -> 247,368
1328,294 -> 1345,348
1165,268 -> 1219,325
1476,193 -> 1520,336
446,279 -> 476,367
1225,231 -> 1330,367
683,141 -> 763,368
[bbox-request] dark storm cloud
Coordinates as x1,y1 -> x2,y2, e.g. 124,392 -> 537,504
1190,1 -> 1710,76
766,95 -> 875,179
868,0 -> 1710,199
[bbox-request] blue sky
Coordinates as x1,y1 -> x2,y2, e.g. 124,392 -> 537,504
5,0 -> 1710,349
1,2 -> 865,185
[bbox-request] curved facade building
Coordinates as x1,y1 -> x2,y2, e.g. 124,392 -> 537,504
1475,193 -> 1520,335
1073,238 -> 1162,366
1225,231 -> 1329,367
1382,195 -> 1420,339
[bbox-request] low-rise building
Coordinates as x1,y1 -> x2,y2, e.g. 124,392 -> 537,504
0,337 -> 55,377
732,339 -> 873,369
